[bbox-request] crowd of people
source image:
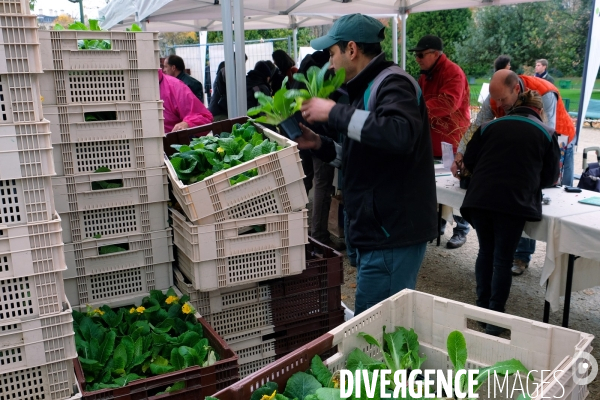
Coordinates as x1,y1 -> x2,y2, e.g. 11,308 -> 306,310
159,17 -> 573,333
295,13 -> 566,335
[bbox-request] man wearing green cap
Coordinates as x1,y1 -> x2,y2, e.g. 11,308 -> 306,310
297,14 -> 438,315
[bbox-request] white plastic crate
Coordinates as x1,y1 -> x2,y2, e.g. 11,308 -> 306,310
39,30 -> 159,71
228,336 -> 276,365
0,15 -> 43,74
63,229 -> 173,280
165,125 -> 307,225
60,201 -> 168,243
0,297 -> 76,374
172,210 -> 307,291
64,261 -> 172,310
0,73 -> 43,123
176,245 -> 306,293
316,289 -> 594,400
0,176 -> 55,227
0,271 -> 65,322
39,68 -> 159,106
52,167 -> 168,214
171,208 -> 308,262
0,358 -> 80,400
0,212 -> 67,279
0,121 -> 55,180
0,0 -> 31,15
174,268 -> 270,315
43,101 -> 164,144
174,268 -> 273,338
53,136 -> 165,176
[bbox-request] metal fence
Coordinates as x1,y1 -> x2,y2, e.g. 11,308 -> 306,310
169,37 -> 291,104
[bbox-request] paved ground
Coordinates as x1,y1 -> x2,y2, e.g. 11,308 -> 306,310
318,127 -> 600,398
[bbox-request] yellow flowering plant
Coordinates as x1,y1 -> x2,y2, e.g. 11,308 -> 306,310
72,287 -> 217,392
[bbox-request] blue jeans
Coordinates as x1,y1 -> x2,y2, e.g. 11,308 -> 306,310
343,209 -> 357,267
354,243 -> 426,315
440,215 -> 471,236
514,237 -> 536,263
470,209 -> 526,312
562,145 -> 574,187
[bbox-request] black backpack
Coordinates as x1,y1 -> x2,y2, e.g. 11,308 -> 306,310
578,162 -> 600,192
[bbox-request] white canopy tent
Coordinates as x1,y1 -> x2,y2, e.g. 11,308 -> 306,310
100,0 -> 547,116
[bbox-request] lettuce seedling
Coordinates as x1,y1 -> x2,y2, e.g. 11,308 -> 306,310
286,63 -> 345,103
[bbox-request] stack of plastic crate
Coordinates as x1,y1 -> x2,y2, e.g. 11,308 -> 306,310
171,184 -> 343,377
0,0 -> 80,397
37,28 -> 173,311
166,118 -> 330,376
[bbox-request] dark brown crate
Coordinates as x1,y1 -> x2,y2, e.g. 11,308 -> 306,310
211,334 -> 335,400
271,310 -> 344,355
271,286 -> 342,329
74,317 -> 239,400
269,238 -> 344,299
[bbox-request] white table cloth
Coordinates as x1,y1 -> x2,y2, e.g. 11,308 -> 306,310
435,176 -> 600,310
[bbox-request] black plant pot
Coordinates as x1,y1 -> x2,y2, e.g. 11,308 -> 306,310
278,112 -> 303,140
459,176 -> 470,190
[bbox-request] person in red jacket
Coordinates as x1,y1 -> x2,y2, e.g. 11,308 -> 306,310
410,35 -> 471,249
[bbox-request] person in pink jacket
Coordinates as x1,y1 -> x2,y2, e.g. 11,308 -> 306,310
158,69 -> 213,133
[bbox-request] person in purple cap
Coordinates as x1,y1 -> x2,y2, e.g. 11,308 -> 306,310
295,13 -> 437,316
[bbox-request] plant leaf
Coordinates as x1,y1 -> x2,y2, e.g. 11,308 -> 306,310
283,371 -> 322,400
98,330 -> 116,364
153,318 -> 174,334
112,342 -> 128,372
250,382 -> 278,400
447,330 -> 468,371
472,359 -> 531,393
315,387 -> 342,400
346,348 -> 385,372
311,355 -> 332,388
170,347 -> 186,370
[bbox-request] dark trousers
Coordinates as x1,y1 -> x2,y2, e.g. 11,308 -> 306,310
311,157 -> 335,242
469,209 -> 526,313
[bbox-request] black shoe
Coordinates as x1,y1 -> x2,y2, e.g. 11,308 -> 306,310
485,324 -> 507,336
447,233 -> 467,249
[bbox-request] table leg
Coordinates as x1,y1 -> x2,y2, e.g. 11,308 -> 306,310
543,282 -> 550,323
437,204 -> 442,246
562,254 -> 578,328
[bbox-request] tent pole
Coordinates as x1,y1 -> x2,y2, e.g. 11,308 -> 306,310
199,31 -> 208,105
233,0 -> 247,115
221,0 -> 237,118
401,12 -> 408,70
293,27 -> 298,62
574,0 -> 598,146
392,15 -> 398,64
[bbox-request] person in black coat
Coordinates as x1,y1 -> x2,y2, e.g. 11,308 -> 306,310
460,89 -> 560,335
246,61 -> 273,110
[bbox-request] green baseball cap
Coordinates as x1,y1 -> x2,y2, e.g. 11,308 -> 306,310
310,14 -> 385,50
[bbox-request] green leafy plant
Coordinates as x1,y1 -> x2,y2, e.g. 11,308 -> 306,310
126,24 -> 143,32
74,288 -> 217,392
446,330 -> 532,399
98,244 -> 128,255
54,19 -> 111,49
286,63 -> 345,102
358,326 -> 427,381
247,77 -> 302,126
92,167 -> 124,190
168,121 -> 283,185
